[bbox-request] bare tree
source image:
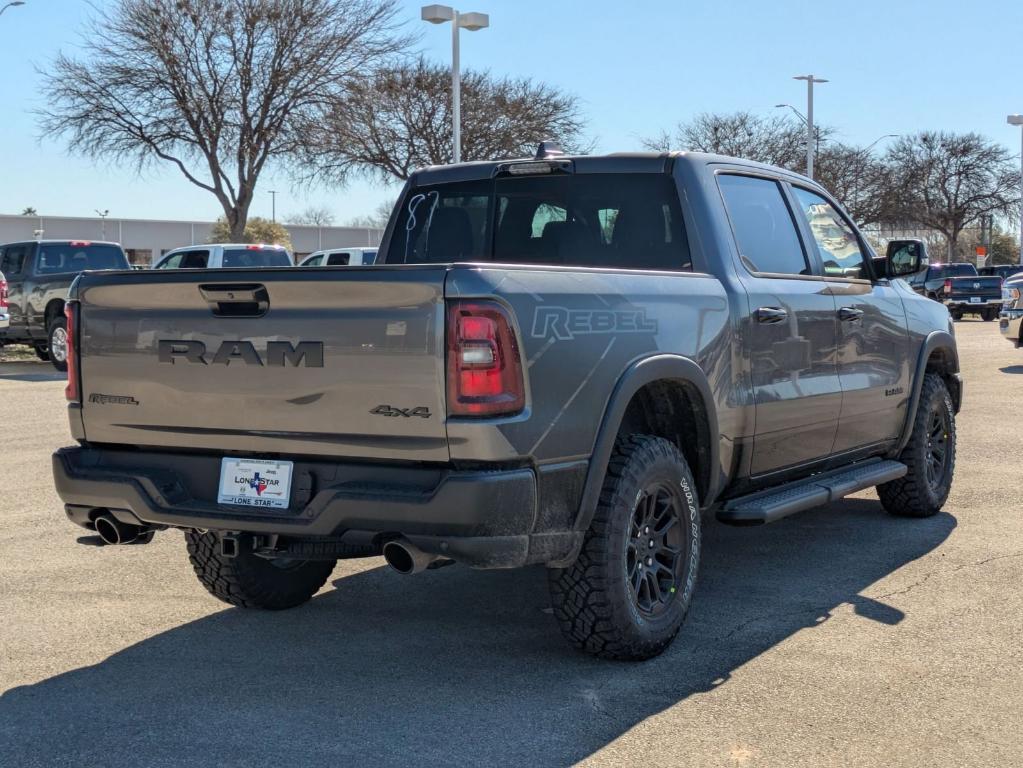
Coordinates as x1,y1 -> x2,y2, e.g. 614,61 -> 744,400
20,207 -> 37,216
644,111 -> 821,169
814,143 -> 891,226
288,206 -> 336,226
346,200 -> 394,229
39,0 -> 410,240
303,58 -> 587,182
882,132 -> 1021,260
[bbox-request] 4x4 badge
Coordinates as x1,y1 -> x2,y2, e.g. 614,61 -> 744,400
370,405 -> 432,419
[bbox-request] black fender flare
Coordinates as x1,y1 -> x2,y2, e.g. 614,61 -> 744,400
572,354 -> 721,536
891,330 -> 961,456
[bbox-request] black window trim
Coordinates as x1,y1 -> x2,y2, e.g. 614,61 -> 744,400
714,168 -> 822,281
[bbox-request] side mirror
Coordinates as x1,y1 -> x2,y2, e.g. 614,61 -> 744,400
885,239 -> 928,278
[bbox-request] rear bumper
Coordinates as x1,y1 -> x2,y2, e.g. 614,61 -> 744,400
1000,309 -> 1023,345
53,446 -> 577,568
942,297 -> 1002,310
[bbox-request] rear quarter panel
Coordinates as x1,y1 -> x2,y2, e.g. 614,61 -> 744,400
444,265 -> 733,465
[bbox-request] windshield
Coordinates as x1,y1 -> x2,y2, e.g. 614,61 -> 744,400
386,172 -> 691,271
221,247 -> 292,268
36,243 -> 128,274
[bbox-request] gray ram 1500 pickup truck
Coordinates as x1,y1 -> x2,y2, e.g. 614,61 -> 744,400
52,150 -> 962,660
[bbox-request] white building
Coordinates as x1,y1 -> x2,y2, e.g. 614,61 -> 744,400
0,213 -> 384,266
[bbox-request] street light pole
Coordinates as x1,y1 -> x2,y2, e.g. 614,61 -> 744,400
269,190 -> 277,223
95,209 -> 109,240
422,5 -> 489,164
0,1 -> 26,18
793,75 -> 828,179
1009,115 -> 1023,266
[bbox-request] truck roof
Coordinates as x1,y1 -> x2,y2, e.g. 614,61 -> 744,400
410,151 -> 820,187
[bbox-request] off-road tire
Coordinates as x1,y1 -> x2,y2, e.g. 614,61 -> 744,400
878,373 -> 956,517
982,308 -> 996,322
33,344 -> 50,362
949,309 -> 963,321
185,531 -> 335,610
47,317 -> 68,373
548,435 -> 701,661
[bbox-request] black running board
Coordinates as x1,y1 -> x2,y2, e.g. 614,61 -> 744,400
717,459 -> 907,526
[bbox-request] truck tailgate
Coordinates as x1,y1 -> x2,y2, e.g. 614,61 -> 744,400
75,268 -> 450,462
948,276 -> 1002,299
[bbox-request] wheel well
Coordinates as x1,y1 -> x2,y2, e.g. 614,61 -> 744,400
616,379 -> 713,501
925,347 -> 961,412
44,299 -> 65,328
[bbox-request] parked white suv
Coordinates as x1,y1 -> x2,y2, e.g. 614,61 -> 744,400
298,247 -> 377,267
153,243 -> 292,270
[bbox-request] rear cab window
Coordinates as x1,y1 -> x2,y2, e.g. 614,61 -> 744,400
221,247 -> 291,268
387,172 -> 691,271
34,242 -> 128,274
931,264 -> 978,279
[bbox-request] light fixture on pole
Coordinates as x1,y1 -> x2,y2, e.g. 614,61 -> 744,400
421,4 -> 490,164
774,103 -> 807,125
1008,115 -> 1023,266
793,75 -> 828,179
0,1 -> 26,18
95,209 -> 109,240
864,133 -> 899,153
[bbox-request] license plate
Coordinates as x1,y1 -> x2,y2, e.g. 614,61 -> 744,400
970,297 -> 981,304
217,457 -> 293,509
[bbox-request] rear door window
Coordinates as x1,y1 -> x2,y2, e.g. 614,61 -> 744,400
718,174 -> 810,276
326,252 -> 351,266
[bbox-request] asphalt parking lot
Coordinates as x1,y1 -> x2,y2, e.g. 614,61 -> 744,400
1,320 -> 1021,767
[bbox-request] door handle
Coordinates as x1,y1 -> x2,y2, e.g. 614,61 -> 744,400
755,307 -> 788,324
838,307 -> 864,322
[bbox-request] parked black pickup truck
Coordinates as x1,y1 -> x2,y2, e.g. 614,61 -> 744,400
0,240 -> 130,370
52,151 -> 962,660
905,261 -> 1003,320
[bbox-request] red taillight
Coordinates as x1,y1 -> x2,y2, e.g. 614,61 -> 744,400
943,279 -> 952,294
65,303 -> 80,402
446,301 -> 525,417
0,277 -> 8,309
69,240 -> 91,247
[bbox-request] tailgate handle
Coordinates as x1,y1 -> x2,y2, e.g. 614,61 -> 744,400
199,284 -> 269,317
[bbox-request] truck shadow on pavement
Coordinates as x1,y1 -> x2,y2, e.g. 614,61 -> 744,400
0,499 -> 954,767
0,360 -> 65,382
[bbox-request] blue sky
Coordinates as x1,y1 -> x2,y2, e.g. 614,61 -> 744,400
0,0 -> 1021,224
